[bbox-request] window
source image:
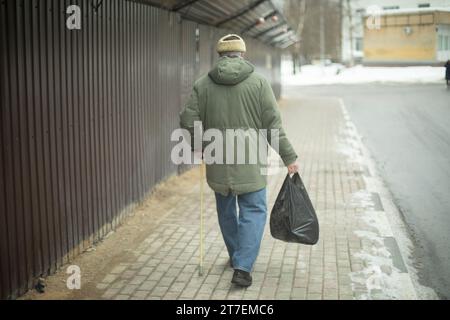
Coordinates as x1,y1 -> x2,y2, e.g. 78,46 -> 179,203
418,3 -> 430,8
439,35 -> 443,51
383,6 -> 400,10
355,38 -> 364,52
445,36 -> 449,51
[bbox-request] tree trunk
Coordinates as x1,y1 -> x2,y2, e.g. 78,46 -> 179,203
346,0 -> 354,67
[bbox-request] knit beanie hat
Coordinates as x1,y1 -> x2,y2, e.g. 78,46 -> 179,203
216,34 -> 247,54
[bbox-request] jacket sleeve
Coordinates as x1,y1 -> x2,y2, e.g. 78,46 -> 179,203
260,78 -> 298,166
180,86 -> 201,151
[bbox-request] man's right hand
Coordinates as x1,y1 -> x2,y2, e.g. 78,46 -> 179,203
287,161 -> 300,175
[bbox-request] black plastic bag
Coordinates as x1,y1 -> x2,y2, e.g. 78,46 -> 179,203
270,173 -> 319,245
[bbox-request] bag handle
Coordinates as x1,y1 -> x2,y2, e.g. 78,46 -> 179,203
288,172 -> 300,180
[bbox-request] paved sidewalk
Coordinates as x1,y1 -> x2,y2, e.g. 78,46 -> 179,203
26,91 -> 419,300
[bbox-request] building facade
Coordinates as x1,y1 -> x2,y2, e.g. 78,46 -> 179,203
364,8 -> 450,64
341,0 -> 450,64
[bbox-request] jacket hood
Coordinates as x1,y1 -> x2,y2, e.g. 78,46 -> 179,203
208,57 -> 255,86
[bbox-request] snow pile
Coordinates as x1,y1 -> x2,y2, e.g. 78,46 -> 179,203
282,63 -> 445,86
348,186 -> 417,299
337,102 -> 419,299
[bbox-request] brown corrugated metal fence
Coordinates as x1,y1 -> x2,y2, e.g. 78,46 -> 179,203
0,0 -> 282,299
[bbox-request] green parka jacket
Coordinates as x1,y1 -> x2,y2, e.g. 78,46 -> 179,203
180,56 -> 297,196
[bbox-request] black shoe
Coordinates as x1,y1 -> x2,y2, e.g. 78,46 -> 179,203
231,270 -> 252,287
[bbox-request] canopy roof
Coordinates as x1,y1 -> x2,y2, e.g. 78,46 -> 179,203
139,0 -> 299,49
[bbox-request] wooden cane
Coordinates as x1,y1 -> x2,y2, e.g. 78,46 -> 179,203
199,161 -> 205,276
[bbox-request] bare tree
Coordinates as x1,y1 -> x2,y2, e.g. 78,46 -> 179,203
320,0 -> 325,62
284,0 -> 307,74
292,0 -> 342,66
345,0 -> 355,66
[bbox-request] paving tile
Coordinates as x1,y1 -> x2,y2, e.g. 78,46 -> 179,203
81,96 -> 418,301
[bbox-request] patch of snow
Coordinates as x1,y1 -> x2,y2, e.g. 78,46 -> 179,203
360,212 -> 395,238
351,223 -> 417,300
354,230 -> 385,247
350,256 -> 412,300
377,7 -> 450,16
349,190 -> 376,210
282,63 -> 445,86
335,141 -> 364,164
337,99 -> 420,299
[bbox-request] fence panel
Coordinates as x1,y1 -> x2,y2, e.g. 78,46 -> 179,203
0,0 -> 282,299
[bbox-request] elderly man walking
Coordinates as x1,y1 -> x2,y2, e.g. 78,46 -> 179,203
180,34 -> 298,287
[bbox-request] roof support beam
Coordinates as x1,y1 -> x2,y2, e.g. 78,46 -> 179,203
172,0 -> 203,12
269,30 -> 293,45
240,10 -> 278,34
215,0 -> 268,27
274,36 -> 296,48
254,21 -> 286,38
267,28 -> 292,43
280,39 -> 296,49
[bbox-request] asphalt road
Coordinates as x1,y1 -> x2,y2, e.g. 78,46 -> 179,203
284,83 -> 450,299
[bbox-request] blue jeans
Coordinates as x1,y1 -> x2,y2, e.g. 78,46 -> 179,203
215,188 -> 267,273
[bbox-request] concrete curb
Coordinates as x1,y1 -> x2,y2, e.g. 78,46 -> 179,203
339,99 -> 437,300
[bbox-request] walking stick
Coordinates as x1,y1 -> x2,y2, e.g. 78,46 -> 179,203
199,161 -> 205,276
